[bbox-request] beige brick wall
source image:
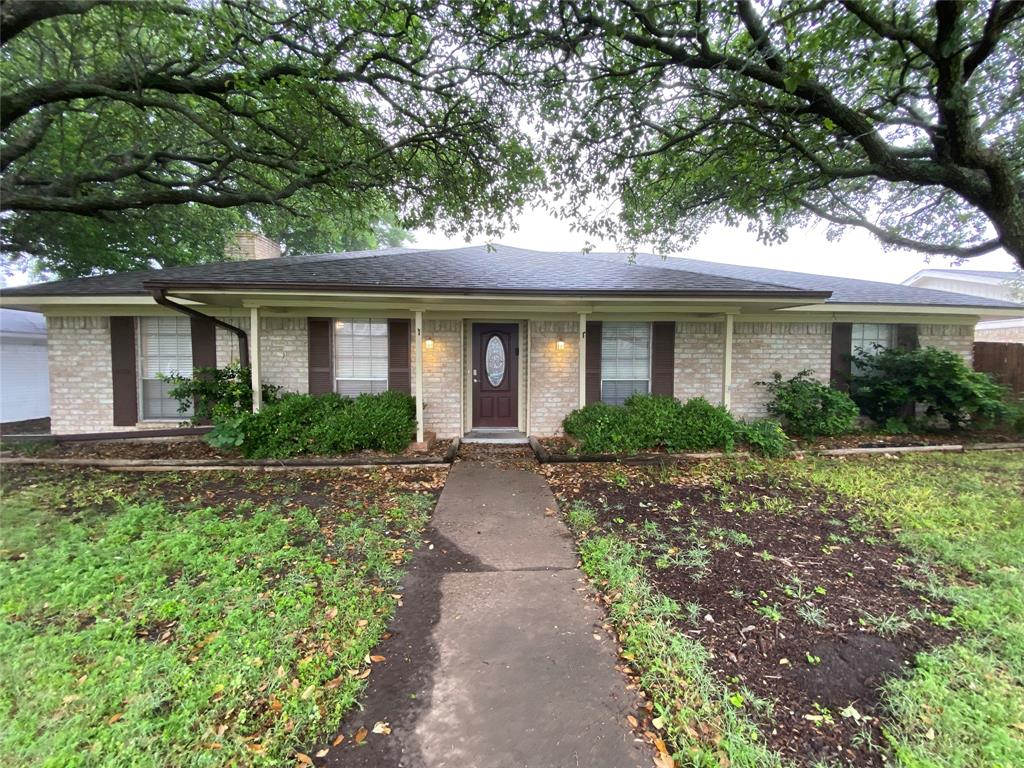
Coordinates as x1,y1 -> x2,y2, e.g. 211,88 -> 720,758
919,323 -> 975,364
675,321 -> 725,403
529,320 -> 579,436
46,316 -> 116,434
214,316 -> 308,394
421,319 -> 463,438
730,322 -> 833,420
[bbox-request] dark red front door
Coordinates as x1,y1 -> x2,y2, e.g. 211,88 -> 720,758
472,323 -> 518,428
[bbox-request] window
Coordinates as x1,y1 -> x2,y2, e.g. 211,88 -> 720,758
335,319 -> 388,396
601,322 -> 651,405
138,316 -> 193,420
850,323 -> 894,374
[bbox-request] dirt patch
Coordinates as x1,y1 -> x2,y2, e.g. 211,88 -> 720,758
798,428 -> 1019,450
4,437 -> 453,462
545,462 -> 956,767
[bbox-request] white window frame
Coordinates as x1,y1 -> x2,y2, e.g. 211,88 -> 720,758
333,318 -> 389,397
137,316 -> 193,421
850,323 -> 895,375
600,321 -> 652,405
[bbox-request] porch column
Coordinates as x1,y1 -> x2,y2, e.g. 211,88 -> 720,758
578,312 -> 587,408
250,306 -> 262,412
721,313 -> 734,410
413,309 -> 424,443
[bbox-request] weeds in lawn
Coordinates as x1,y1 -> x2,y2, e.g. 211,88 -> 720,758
796,603 -> 829,628
797,452 -> 1024,767
859,610 -> 912,638
755,603 -> 784,623
0,470 -> 438,768
563,503 -> 780,768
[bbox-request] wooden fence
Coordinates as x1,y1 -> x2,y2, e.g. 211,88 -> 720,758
975,341 -> 1024,395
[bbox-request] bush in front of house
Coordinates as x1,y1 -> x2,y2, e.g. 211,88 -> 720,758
850,346 -> 1007,429
165,363 -> 282,424
204,391 -> 417,458
737,419 -> 792,457
757,370 -> 859,438
562,395 -> 738,454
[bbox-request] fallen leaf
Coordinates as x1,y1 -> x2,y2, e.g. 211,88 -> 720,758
354,727 -> 368,744
653,736 -> 668,755
372,721 -> 391,735
295,753 -> 313,765
324,676 -> 343,690
107,713 -> 123,725
369,655 -> 386,663
653,755 -> 675,768
627,715 -> 639,728
316,748 -> 330,758
325,607 -> 338,620
332,734 -> 345,746
202,742 -> 222,750
301,684 -> 315,700
651,716 -> 665,730
357,619 -> 369,627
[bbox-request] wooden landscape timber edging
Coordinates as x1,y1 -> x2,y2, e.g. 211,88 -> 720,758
528,436 -> 1024,463
0,438 -> 461,472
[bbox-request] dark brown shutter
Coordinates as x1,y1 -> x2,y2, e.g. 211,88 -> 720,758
110,316 -> 138,426
650,321 -> 675,397
585,321 -> 602,404
307,318 -> 333,394
895,324 -> 919,350
190,317 -> 217,369
387,319 -> 411,394
830,322 -> 853,391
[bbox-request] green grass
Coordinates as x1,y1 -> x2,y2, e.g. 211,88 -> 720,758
0,471 -> 435,767
793,452 -> 1024,768
565,503 -> 781,768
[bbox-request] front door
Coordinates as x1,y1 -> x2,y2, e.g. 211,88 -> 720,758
472,323 -> 518,428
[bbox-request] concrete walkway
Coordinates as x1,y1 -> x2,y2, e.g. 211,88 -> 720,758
326,461 -> 649,768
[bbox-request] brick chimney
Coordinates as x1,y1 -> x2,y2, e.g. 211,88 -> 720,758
225,231 -> 281,261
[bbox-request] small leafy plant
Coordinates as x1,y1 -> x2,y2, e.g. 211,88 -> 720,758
757,370 -> 859,438
165,363 -> 281,424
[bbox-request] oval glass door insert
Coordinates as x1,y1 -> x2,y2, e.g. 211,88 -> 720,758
485,335 -> 506,386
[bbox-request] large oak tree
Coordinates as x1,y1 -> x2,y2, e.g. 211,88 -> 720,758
519,0 -> 1024,268
0,0 -> 537,276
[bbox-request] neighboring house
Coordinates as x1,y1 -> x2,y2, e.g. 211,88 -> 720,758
902,268 -> 1024,342
2,236 -> 1022,439
0,308 -> 50,425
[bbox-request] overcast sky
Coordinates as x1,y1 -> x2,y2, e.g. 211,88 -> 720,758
411,205 -> 1020,284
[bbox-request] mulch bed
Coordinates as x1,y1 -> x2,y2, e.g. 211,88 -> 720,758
0,464 -> 449,514
799,428 -> 1020,450
545,462 -> 957,767
3,438 -> 454,463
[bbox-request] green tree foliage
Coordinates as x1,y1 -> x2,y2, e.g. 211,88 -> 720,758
511,1 -> 1024,268
1,0 -> 539,276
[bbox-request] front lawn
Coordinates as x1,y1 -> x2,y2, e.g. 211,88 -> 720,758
0,466 -> 445,767
545,451 -> 1024,767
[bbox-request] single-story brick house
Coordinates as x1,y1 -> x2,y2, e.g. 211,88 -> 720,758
2,235 -> 1021,441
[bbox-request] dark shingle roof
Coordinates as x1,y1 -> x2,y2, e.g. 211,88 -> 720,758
2,244 -> 1020,309
2,245 -> 827,299
583,252 -> 1021,309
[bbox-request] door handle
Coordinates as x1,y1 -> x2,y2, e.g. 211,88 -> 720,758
472,368 -> 479,384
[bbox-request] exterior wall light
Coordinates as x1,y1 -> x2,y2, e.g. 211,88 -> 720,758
424,337 -> 434,350
555,337 -> 566,350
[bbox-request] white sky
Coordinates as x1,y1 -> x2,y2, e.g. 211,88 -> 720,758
411,205 -> 1020,284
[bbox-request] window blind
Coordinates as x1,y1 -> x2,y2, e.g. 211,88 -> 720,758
335,319 -> 389,396
851,323 -> 894,375
138,316 -> 193,419
601,322 -> 651,405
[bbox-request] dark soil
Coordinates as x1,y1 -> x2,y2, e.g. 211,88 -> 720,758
798,428 -> 1020,450
545,462 -> 957,767
3,437 -> 453,462
0,464 -> 448,518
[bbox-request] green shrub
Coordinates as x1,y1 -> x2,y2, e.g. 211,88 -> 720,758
851,347 -> 1007,429
757,370 -> 858,438
562,401 -> 638,453
164,363 -> 281,424
204,391 -> 416,458
562,395 -> 738,454
738,419 -> 791,457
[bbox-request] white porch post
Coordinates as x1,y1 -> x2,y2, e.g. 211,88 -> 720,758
414,310 -> 424,443
250,306 -> 262,412
721,313 -> 734,410
578,312 -> 587,408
